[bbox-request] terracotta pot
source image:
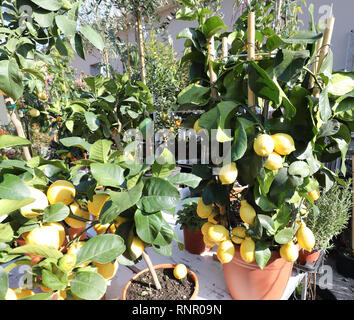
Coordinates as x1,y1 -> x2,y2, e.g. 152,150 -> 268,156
297,249 -> 321,265
183,227 -> 209,255
121,263 -> 199,300
223,246 -> 293,300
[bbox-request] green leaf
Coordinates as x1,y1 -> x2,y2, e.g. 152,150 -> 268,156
273,204 -> 292,231
0,224 -> 14,242
70,271 -> 107,300
0,266 -> 8,300
175,7 -> 197,21
202,16 -> 228,38
257,168 -> 277,195
75,234 -> 125,265
89,140 -> 112,163
257,214 -> 275,235
318,119 -> 340,138
85,111 -> 100,131
90,163 -> 124,188
0,58 -> 23,100
60,137 -> 92,151
319,87 -> 332,122
288,161 -> 310,178
327,72 -> 354,96
274,227 -> 294,244
202,183 -> 229,205
55,15 -> 77,36
135,210 -> 175,247
255,241 -> 271,270
167,173 -> 202,189
70,33 -> 85,60
0,198 -> 35,218
231,118 -> 248,161
20,293 -> 53,300
176,28 -> 206,51
0,174 -> 31,200
29,0 -> 63,11
137,178 -> 180,213
282,31 -> 323,44
152,148 -> 176,179
216,101 -> 239,142
42,203 -> 70,223
177,84 -> 210,106
9,245 -> 63,259
79,25 -> 104,51
266,35 -> 287,51
33,9 -> 54,28
42,269 -> 67,291
198,107 -> 218,131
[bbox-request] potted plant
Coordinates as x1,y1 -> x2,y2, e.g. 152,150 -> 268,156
176,197 -> 210,255
298,180 -> 353,265
175,0 -> 353,300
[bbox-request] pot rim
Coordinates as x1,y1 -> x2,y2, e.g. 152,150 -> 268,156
121,263 -> 199,300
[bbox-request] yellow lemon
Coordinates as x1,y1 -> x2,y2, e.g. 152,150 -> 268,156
231,226 -> 246,244
173,264 -> 188,280
271,133 -> 295,155
193,119 -> 202,132
240,237 -> 255,263
47,180 -> 76,206
280,241 -> 299,262
20,187 -> 49,218
44,222 -> 66,247
65,202 -> 90,228
201,222 -> 214,235
129,236 -> 145,260
217,240 -> 235,264
58,253 -> 77,272
207,224 -> 229,243
203,234 -> 217,248
296,222 -> 315,252
196,197 -> 213,219
38,92 -> 47,100
264,152 -> 283,170
94,222 -> 110,235
14,288 -> 34,299
5,288 -> 17,300
87,193 -> 109,217
93,261 -> 119,280
253,134 -> 274,157
29,108 -> 40,117
66,241 -> 87,268
26,225 -> 61,249
218,162 -> 238,185
308,189 -> 320,201
207,212 -> 218,224
240,200 -> 256,226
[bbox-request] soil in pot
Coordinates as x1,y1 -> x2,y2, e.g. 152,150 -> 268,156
125,268 -> 196,300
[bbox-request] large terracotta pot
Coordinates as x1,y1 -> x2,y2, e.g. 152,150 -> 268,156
122,263 -> 199,300
223,246 -> 293,300
183,227 -> 209,255
297,249 -> 322,265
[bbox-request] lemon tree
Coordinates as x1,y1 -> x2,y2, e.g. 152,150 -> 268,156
176,1 -> 353,269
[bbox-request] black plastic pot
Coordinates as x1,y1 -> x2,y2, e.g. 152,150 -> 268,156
335,248 -> 354,279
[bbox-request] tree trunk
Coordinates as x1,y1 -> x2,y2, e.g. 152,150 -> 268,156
104,48 -> 110,78
207,36 -> 218,99
136,7 -> 146,85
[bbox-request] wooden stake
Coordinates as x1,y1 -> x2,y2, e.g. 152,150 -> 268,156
308,36 -> 323,90
352,155 -> 354,255
222,37 -> 228,61
125,14 -> 132,80
136,8 -> 146,85
208,36 -> 218,99
142,250 -> 162,290
247,12 -> 256,110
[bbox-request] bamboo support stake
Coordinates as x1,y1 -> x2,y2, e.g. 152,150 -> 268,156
125,15 -> 132,80
4,97 -> 31,161
308,36 -> 323,90
137,8 -> 146,85
247,12 -> 256,110
208,36 -> 218,99
352,155 -> 354,255
222,37 -> 228,61
142,250 -> 162,290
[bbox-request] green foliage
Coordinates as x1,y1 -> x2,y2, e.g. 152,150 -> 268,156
176,197 -> 207,231
304,180 -> 353,252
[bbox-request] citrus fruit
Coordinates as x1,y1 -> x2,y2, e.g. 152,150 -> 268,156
93,261 -> 119,280
207,224 -> 229,243
129,236 -> 145,260
239,200 -> 256,226
207,212 -> 218,224
271,133 -> 295,155
264,152 -> 283,170
37,92 -> 47,100
217,240 -> 235,264
203,235 -> 217,248
13,288 -> 34,299
44,222 -> 66,247
173,264 -> 187,280
296,222 -> 315,252
94,222 -> 110,235
240,237 -> 255,263
201,222 -> 214,235
253,134 -> 274,157
65,202 -> 90,228
87,193 -> 109,217
5,288 -> 17,300
196,197 -> 213,219
280,241 -> 299,262
308,189 -> 320,201
20,187 -> 48,218
231,226 -> 246,244
66,241 -> 87,268
193,119 -> 202,132
29,108 -> 40,117
47,180 -> 76,206
26,225 -> 62,249
58,253 -> 77,272
218,162 -> 238,185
